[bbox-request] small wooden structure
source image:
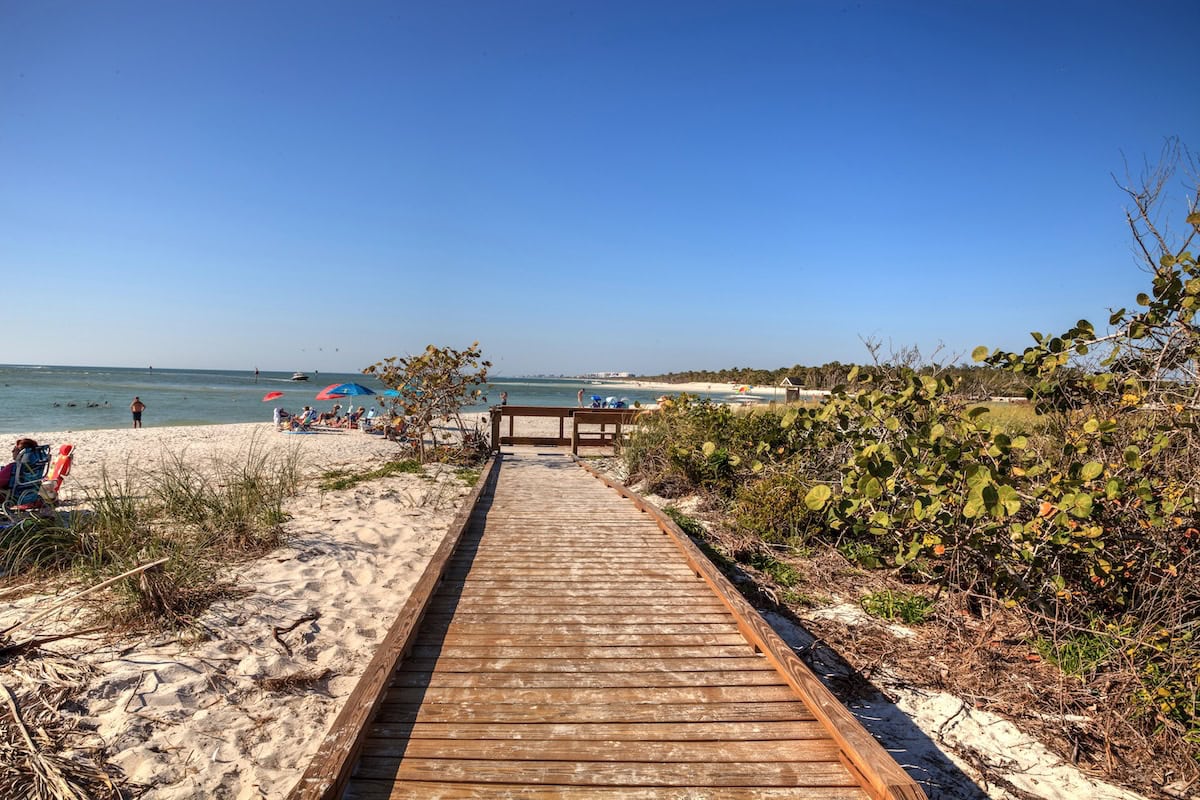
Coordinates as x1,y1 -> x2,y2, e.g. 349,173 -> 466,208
289,452 -> 927,799
780,376 -> 806,403
489,405 -> 640,453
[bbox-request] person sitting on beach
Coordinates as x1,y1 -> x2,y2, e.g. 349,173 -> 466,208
317,404 -> 342,425
0,438 -> 39,498
273,407 -> 291,427
384,415 -> 410,443
346,406 -> 365,427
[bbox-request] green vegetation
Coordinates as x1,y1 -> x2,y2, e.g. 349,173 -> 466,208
637,362 -> 1034,397
748,552 -> 802,587
363,342 -> 492,464
320,459 -> 422,491
662,506 -> 705,537
860,590 -> 935,624
1,444 -> 303,628
1033,629 -> 1117,678
454,467 -> 482,486
623,145 -> 1200,764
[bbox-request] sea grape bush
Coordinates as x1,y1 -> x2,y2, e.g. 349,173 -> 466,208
623,147 -> 1200,751
363,342 -> 491,463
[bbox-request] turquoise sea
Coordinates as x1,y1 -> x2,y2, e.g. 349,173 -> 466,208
0,365 -> 675,436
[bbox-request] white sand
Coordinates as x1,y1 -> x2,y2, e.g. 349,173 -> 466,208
596,377 -> 786,401
1,423 -> 470,798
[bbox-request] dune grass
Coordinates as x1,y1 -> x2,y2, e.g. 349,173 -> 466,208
1,439 -> 303,629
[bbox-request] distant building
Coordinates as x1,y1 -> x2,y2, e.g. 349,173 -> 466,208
780,376 -> 805,403
582,371 -> 632,379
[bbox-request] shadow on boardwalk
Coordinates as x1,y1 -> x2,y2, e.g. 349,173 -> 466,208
761,606 -> 988,799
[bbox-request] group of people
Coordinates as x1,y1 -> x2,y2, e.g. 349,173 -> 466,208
275,404 -> 370,431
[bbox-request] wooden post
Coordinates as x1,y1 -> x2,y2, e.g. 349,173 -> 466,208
490,407 -> 501,452
571,414 -> 580,456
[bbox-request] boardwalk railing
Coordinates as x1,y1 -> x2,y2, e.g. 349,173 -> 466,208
489,405 -> 640,453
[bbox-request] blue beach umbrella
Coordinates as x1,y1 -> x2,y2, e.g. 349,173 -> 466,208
314,382 -> 376,401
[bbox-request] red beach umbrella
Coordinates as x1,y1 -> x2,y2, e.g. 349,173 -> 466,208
262,391 -> 284,402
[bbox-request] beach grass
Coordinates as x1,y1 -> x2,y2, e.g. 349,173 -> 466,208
1,440 -> 304,629
318,459 -> 422,491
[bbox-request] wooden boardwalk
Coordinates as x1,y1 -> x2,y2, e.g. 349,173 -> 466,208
292,451 -> 924,800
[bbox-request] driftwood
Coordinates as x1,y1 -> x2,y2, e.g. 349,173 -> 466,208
272,611 -> 320,657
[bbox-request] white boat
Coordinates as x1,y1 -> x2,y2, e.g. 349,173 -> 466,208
289,372 -> 309,381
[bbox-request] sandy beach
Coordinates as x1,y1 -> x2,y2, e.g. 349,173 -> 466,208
1,420 -> 1152,799
1,423 -> 472,798
596,378 -> 784,400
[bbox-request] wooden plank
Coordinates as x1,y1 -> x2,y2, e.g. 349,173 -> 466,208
441,567 -> 698,580
422,634 -> 750,648
367,720 -> 829,741
383,685 -> 802,706
574,457 -> 928,800
373,701 -> 815,724
354,758 -> 857,787
359,737 -> 842,763
390,670 -> 787,689
422,615 -> 737,628
399,656 -> 776,674
424,601 -> 729,614
407,644 -> 757,659
347,781 -> 872,799
286,456 -> 500,800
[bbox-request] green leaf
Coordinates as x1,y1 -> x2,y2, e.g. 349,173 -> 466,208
965,464 -> 992,490
1123,446 -> 1142,469
701,441 -> 716,458
860,476 -> 884,499
997,484 -> 1022,517
962,493 -> 983,519
780,409 -> 797,429
804,484 -> 832,511
1136,292 -> 1151,306
1080,461 -> 1104,481
1072,493 -> 1094,518
847,365 -> 860,382
971,345 -> 989,362
1187,211 -> 1200,226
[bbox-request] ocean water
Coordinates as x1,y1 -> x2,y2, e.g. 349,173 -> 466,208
0,365 -> 675,435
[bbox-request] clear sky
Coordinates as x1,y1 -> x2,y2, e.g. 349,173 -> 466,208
2,1 -> 1197,376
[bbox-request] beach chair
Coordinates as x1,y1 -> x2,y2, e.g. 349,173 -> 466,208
39,444 -> 74,503
2,444 -> 52,515
359,409 -> 382,434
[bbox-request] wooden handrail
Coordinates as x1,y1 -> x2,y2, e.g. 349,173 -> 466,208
573,456 -> 927,800
286,455 -> 501,800
490,406 -> 640,451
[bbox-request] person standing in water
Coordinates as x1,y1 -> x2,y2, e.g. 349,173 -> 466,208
130,397 -> 146,428
500,391 -> 508,406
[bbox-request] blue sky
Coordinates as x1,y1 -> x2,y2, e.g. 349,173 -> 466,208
2,1 -> 1196,376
